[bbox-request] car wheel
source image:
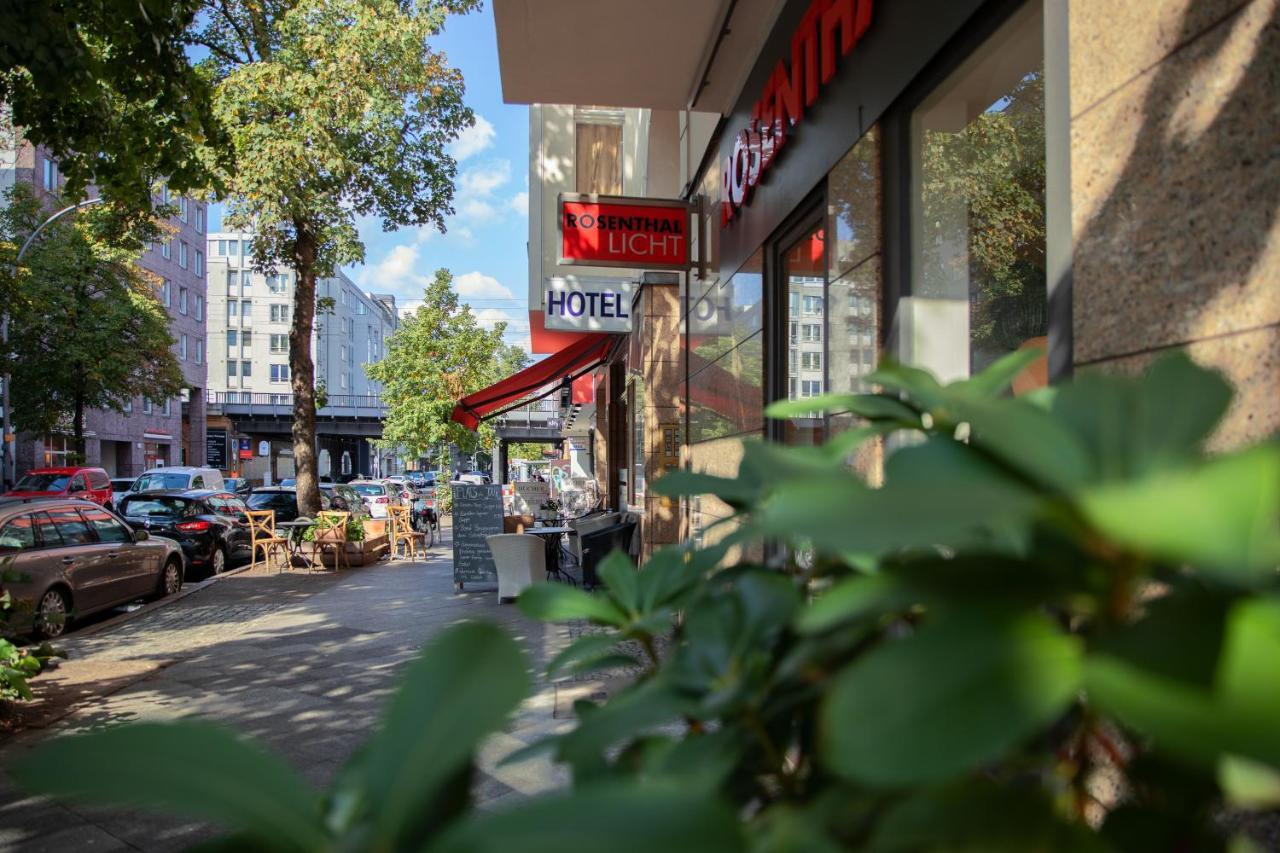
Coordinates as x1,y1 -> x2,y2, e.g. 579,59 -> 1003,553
35,588 -> 70,639
211,545 -> 227,575
157,559 -> 182,598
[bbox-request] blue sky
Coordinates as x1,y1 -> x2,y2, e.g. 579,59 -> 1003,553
212,6 -> 532,352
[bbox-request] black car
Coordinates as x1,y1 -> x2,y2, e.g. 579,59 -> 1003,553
223,477 -> 253,498
245,487 -> 330,524
118,490 -> 252,578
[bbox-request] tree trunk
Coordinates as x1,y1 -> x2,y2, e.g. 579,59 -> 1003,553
290,221 -> 322,517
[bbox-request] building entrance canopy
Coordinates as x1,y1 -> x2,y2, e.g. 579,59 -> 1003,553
450,333 -> 614,431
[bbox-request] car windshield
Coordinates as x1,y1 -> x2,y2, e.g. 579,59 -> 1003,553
15,473 -> 71,491
351,483 -> 384,496
121,496 -> 196,518
246,492 -> 297,510
133,472 -> 190,491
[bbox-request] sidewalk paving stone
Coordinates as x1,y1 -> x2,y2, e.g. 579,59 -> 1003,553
0,542 -> 579,851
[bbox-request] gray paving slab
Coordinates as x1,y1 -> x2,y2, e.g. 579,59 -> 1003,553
0,541 -> 578,851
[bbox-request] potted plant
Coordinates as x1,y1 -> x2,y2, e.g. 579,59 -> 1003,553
538,498 -> 561,522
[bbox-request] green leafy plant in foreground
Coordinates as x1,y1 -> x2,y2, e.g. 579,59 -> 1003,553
0,564 -> 64,702
10,352 -> 1280,851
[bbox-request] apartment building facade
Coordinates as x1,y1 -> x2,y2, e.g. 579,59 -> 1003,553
205,232 -> 400,481
1,138 -> 209,477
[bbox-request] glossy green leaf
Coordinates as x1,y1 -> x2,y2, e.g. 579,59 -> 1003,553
1135,353 -> 1233,468
864,360 -> 948,410
356,622 -> 528,846
759,438 -> 1037,556
427,783 -> 742,853
546,634 -> 627,676
10,722 -> 326,851
822,609 -> 1082,787
1079,445 -> 1280,583
636,547 -> 704,613
868,780 -> 1111,852
947,395 -> 1091,491
650,469 -> 760,507
766,392 -> 921,424
798,573 -> 914,635
949,347 -> 1045,400
518,582 -> 629,626
1220,755 -> 1280,809
598,551 -> 640,613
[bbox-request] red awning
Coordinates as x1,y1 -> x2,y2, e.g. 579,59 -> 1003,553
450,333 -> 614,430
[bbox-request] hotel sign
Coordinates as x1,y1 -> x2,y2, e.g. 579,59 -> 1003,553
559,194 -> 690,270
722,0 -> 875,225
543,277 -> 635,333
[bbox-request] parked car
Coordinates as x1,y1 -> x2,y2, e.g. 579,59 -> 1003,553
347,480 -> 397,519
223,477 -> 253,498
0,497 -> 184,638
8,467 -> 114,508
279,478 -> 296,487
451,472 -> 490,486
129,467 -> 225,495
244,487 -> 330,524
118,490 -> 252,578
319,483 -> 368,518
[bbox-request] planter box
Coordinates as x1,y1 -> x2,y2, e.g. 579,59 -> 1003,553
302,534 -> 388,568
363,519 -> 388,537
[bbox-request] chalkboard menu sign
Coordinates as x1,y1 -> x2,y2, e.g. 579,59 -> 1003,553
206,429 -> 228,470
452,483 -> 503,587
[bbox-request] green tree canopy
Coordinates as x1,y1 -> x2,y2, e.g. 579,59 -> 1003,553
367,269 -> 522,459
192,0 -> 478,513
0,0 -> 228,209
0,185 -> 184,448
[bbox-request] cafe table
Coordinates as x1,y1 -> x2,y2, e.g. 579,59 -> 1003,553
524,524 -> 575,585
275,518 -> 317,570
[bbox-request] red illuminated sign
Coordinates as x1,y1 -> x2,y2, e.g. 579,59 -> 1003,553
722,0 -> 874,226
559,194 -> 690,270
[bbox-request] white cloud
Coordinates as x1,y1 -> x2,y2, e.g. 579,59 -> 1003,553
362,244 -> 427,293
458,160 -> 511,198
454,271 -> 514,300
508,191 -> 529,216
449,114 -> 496,162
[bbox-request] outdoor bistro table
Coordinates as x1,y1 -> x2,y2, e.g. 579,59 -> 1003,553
275,519 -> 316,569
525,525 -> 575,585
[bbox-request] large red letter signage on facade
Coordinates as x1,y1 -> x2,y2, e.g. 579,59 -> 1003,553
559,194 -> 691,270
721,0 -> 874,226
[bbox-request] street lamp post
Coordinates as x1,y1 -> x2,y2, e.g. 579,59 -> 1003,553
2,197 -> 106,491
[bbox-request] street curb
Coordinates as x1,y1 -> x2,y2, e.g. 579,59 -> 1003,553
62,561 -> 256,641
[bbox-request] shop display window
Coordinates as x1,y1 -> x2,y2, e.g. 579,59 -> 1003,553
780,226 -> 827,446
909,1 -> 1046,384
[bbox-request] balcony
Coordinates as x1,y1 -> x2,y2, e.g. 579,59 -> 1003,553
206,391 -> 386,420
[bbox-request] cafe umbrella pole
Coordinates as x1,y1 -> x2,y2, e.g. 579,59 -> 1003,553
2,197 -> 106,491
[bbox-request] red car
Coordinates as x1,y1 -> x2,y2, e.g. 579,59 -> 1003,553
8,467 -> 114,507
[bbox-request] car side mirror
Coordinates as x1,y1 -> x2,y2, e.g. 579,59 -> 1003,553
133,529 -> 150,542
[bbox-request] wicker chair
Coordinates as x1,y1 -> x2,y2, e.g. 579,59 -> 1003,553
388,505 -> 426,561
313,511 -> 350,571
246,510 -> 289,571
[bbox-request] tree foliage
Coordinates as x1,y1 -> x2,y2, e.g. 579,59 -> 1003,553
367,269 -> 521,459
191,0 -> 479,514
0,0 -> 227,209
0,185 -> 184,447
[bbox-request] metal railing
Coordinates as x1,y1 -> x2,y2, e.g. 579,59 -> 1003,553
206,390 -> 386,418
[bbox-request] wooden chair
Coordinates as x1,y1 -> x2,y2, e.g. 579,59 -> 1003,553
246,510 -> 289,571
388,505 -> 426,561
313,511 -> 350,571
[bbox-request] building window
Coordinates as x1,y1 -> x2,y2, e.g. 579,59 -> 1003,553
162,398 -> 171,417
357,302 -> 367,315
41,158 -> 58,191
270,333 -> 287,353
194,250 -> 204,277
195,295 -> 204,321
158,184 -> 169,205
267,274 -> 286,293
339,344 -> 347,365
227,360 -> 237,378
226,270 -> 238,295
270,364 -> 290,383
195,206 -> 205,234
227,330 -> 237,351
575,114 -> 623,194
801,351 -> 821,371
801,323 -> 822,343
801,380 -> 822,398
144,398 -> 153,415
160,279 -> 172,307
909,1 -> 1045,384
339,372 -> 349,390
179,334 -> 188,360
123,399 -> 132,414
241,300 -> 252,325
270,304 -> 289,323
178,242 -> 189,269
195,338 -> 204,365
178,197 -> 188,222
161,239 -> 171,260
241,329 -> 252,349
178,287 -> 189,315
242,270 -> 252,291
241,360 -> 252,378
